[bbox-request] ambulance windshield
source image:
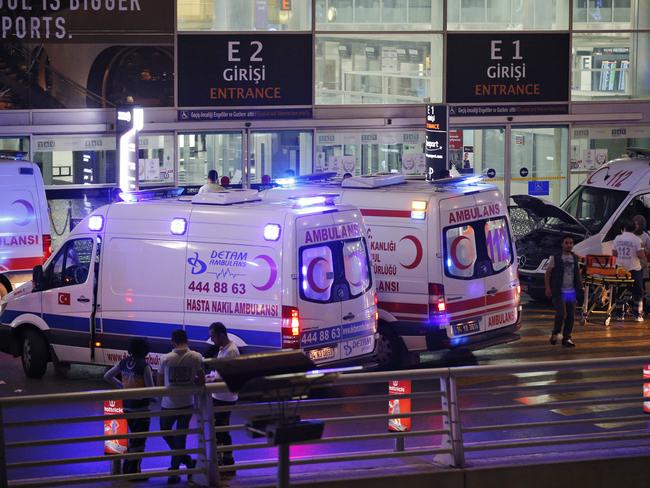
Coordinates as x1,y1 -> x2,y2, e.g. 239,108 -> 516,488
299,238 -> 372,303
547,185 -> 627,234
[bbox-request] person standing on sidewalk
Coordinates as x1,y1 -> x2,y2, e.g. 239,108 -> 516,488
204,322 -> 240,469
613,220 -> 645,322
103,337 -> 154,479
545,234 -> 583,347
158,329 -> 205,484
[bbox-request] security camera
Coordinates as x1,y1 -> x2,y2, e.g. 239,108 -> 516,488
245,122 -> 252,128
507,116 -> 514,122
387,118 -> 392,125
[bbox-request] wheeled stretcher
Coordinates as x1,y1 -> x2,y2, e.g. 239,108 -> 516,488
581,255 -> 634,327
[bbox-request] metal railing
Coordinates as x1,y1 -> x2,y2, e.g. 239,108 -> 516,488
1,355 -> 650,487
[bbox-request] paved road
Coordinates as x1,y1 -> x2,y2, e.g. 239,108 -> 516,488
2,299 -> 650,486
2,297 -> 650,396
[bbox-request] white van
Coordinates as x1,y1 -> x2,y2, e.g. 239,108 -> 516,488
515,148 -> 650,300
0,189 -> 377,377
0,160 -> 52,298
263,174 -> 521,368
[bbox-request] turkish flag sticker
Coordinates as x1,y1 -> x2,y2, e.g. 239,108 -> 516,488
58,293 -> 71,306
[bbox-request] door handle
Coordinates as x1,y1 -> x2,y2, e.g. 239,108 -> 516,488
343,312 -> 355,321
486,287 -> 498,295
77,297 -> 90,303
447,296 -> 463,301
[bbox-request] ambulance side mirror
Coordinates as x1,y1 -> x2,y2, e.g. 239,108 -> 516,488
32,265 -> 44,291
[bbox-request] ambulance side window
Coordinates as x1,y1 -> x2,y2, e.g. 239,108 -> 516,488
46,238 -> 93,289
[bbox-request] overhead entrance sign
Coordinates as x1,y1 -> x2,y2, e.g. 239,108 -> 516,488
178,34 -> 312,107
446,33 -> 569,104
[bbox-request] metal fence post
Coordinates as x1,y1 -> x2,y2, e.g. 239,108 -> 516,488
447,374 -> 465,467
196,388 -> 219,487
0,406 -> 8,488
433,374 -> 454,467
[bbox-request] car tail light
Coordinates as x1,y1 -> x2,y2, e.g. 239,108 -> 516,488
515,284 -> 521,305
43,234 -> 52,261
428,283 -> 447,323
282,306 -> 301,349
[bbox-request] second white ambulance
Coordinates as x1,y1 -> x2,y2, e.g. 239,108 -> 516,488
263,174 -> 521,368
0,189 -> 377,377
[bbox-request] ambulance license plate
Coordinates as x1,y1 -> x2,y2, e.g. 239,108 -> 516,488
452,321 -> 480,335
308,346 -> 336,361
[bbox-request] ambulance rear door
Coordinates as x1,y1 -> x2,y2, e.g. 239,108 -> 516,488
295,211 -> 373,364
438,194 -> 488,340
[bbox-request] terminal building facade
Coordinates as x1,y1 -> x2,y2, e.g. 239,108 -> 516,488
1,0 -> 650,244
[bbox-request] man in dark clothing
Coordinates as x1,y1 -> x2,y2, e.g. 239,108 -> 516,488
104,337 -> 154,478
544,234 -> 583,347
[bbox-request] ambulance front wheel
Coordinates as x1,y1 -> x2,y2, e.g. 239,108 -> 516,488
21,329 -> 49,378
375,323 -> 407,370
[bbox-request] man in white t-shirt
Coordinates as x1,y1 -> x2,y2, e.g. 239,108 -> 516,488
158,329 -> 205,483
198,169 -> 225,194
613,220 -> 645,321
205,322 -> 240,468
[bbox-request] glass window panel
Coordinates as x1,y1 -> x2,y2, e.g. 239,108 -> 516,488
317,0 -> 440,30
484,218 -> 513,272
177,133 -> 243,187
510,127 -> 568,206
33,135 -> 116,186
300,245 -> 335,302
0,137 -> 29,159
447,0 -> 569,30
570,125 -> 650,193
444,225 -> 477,279
571,33 -> 650,101
138,134 -> 175,185
64,239 -> 93,285
250,131 -> 312,184
315,130 -> 426,176
177,0 -> 311,31
573,0 -> 646,28
316,34 -> 441,105
343,238 -> 372,297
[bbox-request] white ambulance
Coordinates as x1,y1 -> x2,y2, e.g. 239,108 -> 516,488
515,148 -> 650,300
0,159 -> 52,298
262,174 -> 521,368
0,189 -> 377,378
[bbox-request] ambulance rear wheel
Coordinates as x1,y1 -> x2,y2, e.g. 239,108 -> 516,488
0,275 -> 12,299
21,329 -> 49,378
376,324 -> 406,370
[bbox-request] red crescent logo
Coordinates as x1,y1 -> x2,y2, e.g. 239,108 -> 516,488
450,236 -> 473,270
586,166 -> 608,185
399,235 -> 423,269
307,257 -> 330,294
252,254 -> 278,291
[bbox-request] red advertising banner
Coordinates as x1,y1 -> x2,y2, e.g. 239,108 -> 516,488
643,364 -> 650,413
104,400 -> 128,455
388,380 -> 412,432
448,129 -> 463,150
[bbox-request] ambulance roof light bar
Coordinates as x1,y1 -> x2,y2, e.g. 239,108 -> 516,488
275,172 -> 338,187
191,189 -> 261,205
341,173 -> 406,189
290,194 -> 338,208
118,187 -> 185,203
428,174 -> 485,188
